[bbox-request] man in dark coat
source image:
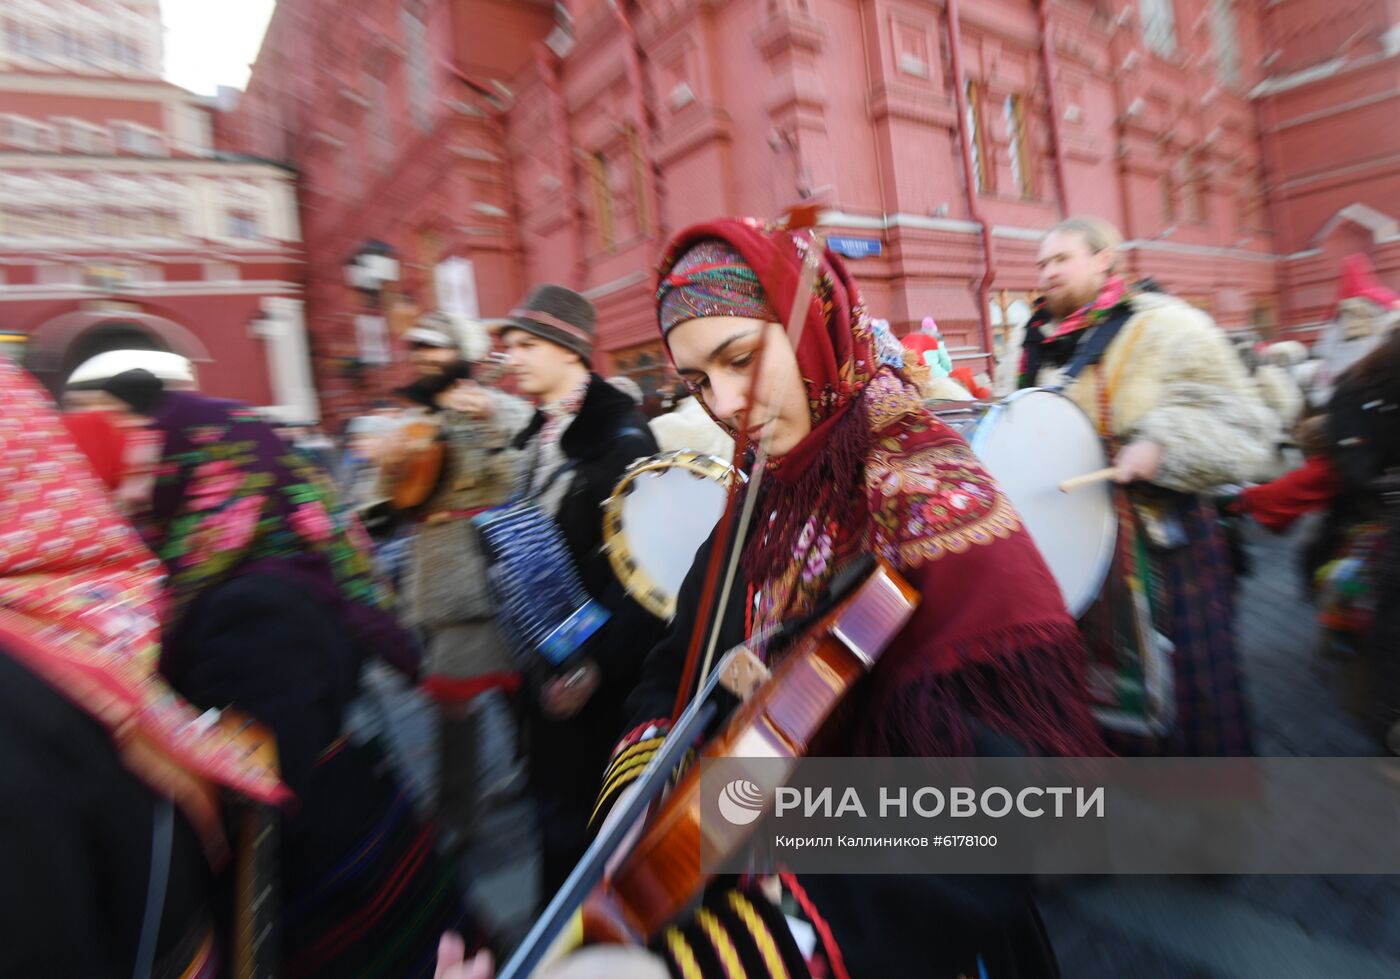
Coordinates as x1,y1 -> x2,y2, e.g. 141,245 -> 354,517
488,284 -> 666,897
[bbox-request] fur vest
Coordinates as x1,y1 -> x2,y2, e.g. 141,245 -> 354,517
998,291 -> 1278,492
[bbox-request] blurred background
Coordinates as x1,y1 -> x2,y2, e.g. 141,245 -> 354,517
1,3 -> 1398,977
0,1 -> 1395,426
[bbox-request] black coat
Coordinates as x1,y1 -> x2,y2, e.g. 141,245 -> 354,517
0,647 -> 219,978
623,533 -> 1060,979
163,573 -> 472,974
514,376 -> 667,873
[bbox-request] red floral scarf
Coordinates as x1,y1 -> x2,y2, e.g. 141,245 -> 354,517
1018,276 -> 1132,388
657,219 -> 1102,756
143,392 -> 417,678
0,360 -> 288,860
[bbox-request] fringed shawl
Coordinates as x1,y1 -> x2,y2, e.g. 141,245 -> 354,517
657,218 -> 1102,756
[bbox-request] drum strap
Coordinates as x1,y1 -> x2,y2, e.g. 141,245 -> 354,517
1055,306 -> 1136,387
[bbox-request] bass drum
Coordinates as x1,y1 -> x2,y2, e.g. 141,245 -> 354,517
932,388 -> 1116,619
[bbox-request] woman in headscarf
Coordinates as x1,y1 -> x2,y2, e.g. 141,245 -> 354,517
0,359 -> 287,976
90,379 -> 481,976
564,219 -> 1104,979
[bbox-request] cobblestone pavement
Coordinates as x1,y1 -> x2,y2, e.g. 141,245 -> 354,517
1039,517 -> 1400,978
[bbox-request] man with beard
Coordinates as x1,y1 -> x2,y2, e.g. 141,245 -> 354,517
1005,216 -> 1275,755
1002,218 -> 1276,756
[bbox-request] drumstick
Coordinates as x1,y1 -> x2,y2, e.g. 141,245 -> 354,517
1059,467 -> 1121,493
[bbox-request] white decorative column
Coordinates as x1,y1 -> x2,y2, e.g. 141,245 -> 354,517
251,296 -> 320,424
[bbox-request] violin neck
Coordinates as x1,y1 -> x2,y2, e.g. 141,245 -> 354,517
496,698 -> 720,979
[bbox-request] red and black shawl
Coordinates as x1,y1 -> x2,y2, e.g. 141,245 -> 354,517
658,217 -> 1103,757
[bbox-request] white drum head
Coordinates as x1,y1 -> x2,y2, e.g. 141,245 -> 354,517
967,389 -> 1116,618
603,451 -> 736,620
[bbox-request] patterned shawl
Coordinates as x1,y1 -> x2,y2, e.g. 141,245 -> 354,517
0,360 -> 288,860
143,393 -> 418,677
656,218 -> 1101,756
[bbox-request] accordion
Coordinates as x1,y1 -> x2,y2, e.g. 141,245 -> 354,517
473,496 -> 610,675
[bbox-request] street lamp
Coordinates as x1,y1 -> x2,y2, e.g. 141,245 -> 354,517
342,240 -> 400,376
344,239 -> 400,293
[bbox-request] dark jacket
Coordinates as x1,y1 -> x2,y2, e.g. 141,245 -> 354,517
163,573 -> 474,976
513,375 -> 666,888
1304,340 -> 1400,590
0,647 -> 219,978
512,375 -> 666,695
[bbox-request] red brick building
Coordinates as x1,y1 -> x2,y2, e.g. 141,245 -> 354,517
219,0 -> 1397,422
1255,0 -> 1400,337
0,0 -> 315,420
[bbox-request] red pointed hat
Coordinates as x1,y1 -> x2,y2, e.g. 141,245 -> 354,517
1336,253 -> 1400,312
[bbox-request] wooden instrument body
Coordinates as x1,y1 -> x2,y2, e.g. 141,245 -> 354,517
581,560 -> 920,945
385,419 -> 446,510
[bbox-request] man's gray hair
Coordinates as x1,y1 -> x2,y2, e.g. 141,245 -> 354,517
1048,216 -> 1123,270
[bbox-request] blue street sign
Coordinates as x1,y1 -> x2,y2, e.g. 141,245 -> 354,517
827,235 -> 883,259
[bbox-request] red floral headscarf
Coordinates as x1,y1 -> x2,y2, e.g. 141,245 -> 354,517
141,392 -> 419,678
0,360 -> 288,859
656,218 -> 1102,757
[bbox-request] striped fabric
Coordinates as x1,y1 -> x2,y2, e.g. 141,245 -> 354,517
1105,496 -> 1254,757
282,742 -> 479,978
591,718 -> 671,829
653,884 -> 812,979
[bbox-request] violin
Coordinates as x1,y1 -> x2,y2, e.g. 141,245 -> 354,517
498,200 -> 909,979
499,556 -> 919,978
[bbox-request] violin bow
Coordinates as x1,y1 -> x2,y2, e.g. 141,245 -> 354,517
670,202 -> 830,722
502,206 -> 836,979
498,612 -> 800,979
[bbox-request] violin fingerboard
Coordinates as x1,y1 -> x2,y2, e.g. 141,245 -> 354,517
233,803 -> 280,979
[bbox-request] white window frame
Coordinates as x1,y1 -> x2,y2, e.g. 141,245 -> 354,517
1209,0 -> 1242,88
1140,0 -> 1178,58
402,9 -> 435,131
56,117 -> 111,155
114,121 -> 163,157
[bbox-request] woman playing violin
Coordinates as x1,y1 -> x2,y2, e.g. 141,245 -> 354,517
441,218 -> 1105,978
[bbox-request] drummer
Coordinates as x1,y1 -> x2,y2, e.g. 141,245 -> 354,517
434,220 -> 1106,979
1006,216 -> 1275,756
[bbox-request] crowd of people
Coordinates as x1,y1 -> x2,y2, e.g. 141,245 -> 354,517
1,211 -> 1396,978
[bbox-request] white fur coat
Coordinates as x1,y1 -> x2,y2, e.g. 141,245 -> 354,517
1253,365 -> 1303,431
997,292 -> 1278,492
648,396 -> 735,459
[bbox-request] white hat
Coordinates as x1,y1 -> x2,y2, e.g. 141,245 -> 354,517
407,310 -> 491,362
66,349 -> 196,388
403,326 -> 458,349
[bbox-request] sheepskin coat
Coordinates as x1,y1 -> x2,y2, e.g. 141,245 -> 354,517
1254,365 -> 1304,432
999,291 -> 1277,492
